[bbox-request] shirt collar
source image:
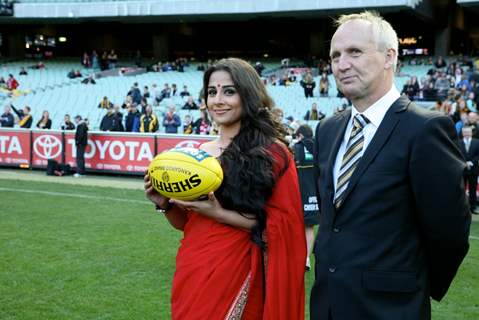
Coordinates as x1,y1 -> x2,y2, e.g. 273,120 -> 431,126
351,85 -> 400,128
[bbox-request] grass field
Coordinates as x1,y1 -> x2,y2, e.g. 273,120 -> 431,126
0,177 -> 478,319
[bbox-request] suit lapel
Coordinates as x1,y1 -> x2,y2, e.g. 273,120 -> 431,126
335,96 -> 410,210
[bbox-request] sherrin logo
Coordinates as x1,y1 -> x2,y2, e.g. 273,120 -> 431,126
151,173 -> 202,193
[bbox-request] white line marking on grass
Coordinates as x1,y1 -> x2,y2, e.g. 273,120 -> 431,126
471,236 -> 479,241
0,187 -> 151,205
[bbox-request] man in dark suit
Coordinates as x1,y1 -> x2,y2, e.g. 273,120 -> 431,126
74,116 -> 88,178
311,11 -> 471,320
459,126 -> 479,214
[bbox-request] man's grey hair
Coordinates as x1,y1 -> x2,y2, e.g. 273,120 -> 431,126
335,11 -> 399,72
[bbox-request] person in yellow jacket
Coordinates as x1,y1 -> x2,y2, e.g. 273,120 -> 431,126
140,105 -> 158,133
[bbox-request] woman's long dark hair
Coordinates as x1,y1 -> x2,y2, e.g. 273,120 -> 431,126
203,58 -> 289,249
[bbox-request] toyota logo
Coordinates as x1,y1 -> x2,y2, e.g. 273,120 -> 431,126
33,135 -> 62,159
175,140 -> 201,148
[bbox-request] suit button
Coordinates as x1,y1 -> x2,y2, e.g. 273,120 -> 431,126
329,267 -> 336,273
333,227 -> 340,233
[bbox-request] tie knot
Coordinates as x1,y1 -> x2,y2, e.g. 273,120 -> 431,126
353,114 -> 369,130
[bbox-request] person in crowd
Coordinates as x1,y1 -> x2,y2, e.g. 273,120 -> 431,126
254,61 -> 265,76
293,124 -> 320,271
180,85 -> 190,98
459,126 -> 479,215
36,110 -> 52,129
61,114 -> 75,130
6,74 -> 19,91
74,116 -> 88,178
423,81 -> 438,101
128,83 -> 142,105
108,49 -> 118,69
157,83 -> 171,103
121,95 -> 133,110
140,105 -> 158,133
98,96 -> 114,109
182,96 -> 199,110
435,55 -> 447,69
68,69 -> 82,79
300,72 -> 316,98
171,83 -> 178,96
81,52 -> 91,68
100,51 -> 108,70
144,57 -> 306,319
0,104 -> 14,127
288,70 -> 297,83
163,105 -> 181,134
125,104 -> 141,132
304,102 -> 325,121
183,114 -> 194,134
193,105 -> 211,135
311,11 -> 470,320
19,67 -> 28,76
11,105 -> 32,128
91,50 -> 99,70
434,72 -> 451,100
100,107 -> 123,131
143,85 -> 150,99
319,72 -> 330,97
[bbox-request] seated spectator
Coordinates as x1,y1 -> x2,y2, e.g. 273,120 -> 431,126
6,74 -> 19,91
30,61 -> 45,69
81,75 -> 96,84
182,96 -> 199,110
435,56 -> 447,69
254,62 -> 265,77
319,72 -> 329,97
121,95 -> 133,109
300,73 -> 316,98
11,105 -> 32,128
19,67 -> 28,76
61,114 -> 75,130
36,110 -> 52,129
140,105 -> 159,133
423,82 -> 438,101
156,83 -> 171,103
434,73 -> 450,100
143,85 -> 150,99
163,105 -> 181,133
455,111 -> 469,135
304,102 -> 325,121
0,104 -> 14,127
125,104 -> 141,132
98,96 -> 114,109
180,85 -> 190,98
183,114 -> 194,134
171,84 -> 178,96
193,106 -> 211,135
288,70 -> 297,83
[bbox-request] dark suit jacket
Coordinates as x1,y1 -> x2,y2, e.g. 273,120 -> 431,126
459,138 -> 479,175
311,96 -> 471,320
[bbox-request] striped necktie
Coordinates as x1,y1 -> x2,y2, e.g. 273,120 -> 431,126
334,114 -> 370,209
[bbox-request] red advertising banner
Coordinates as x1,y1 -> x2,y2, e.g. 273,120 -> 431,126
0,129 -> 31,167
156,134 -> 211,153
0,129 -> 214,174
31,130 -> 63,168
65,132 -> 156,173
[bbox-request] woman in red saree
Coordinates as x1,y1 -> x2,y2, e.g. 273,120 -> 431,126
145,58 -> 306,319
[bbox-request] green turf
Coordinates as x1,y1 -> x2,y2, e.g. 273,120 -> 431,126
0,178 -> 477,319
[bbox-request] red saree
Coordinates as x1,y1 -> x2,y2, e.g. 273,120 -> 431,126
171,144 -> 306,319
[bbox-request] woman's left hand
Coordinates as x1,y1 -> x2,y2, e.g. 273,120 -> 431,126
170,192 -> 223,220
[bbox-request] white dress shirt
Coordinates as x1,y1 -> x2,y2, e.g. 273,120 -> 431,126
333,85 -> 401,192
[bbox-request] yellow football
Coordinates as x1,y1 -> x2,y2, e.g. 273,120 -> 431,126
148,147 -> 223,201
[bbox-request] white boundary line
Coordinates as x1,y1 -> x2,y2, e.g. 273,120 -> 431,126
1,187 -> 479,240
0,187 -> 150,205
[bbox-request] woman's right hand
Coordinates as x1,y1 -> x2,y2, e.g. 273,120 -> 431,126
144,174 -> 169,208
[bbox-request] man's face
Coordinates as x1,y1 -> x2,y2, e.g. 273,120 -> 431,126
330,19 -> 391,103
463,127 -> 473,139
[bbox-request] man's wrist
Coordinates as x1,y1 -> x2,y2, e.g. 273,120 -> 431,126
155,201 -> 173,214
